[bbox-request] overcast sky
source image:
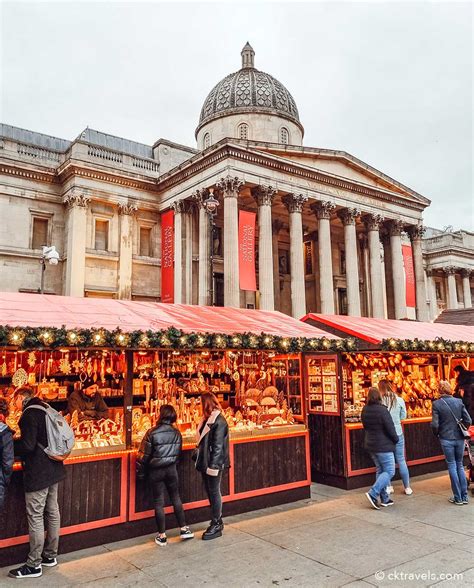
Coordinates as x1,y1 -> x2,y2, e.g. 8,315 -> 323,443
1,0 -> 472,230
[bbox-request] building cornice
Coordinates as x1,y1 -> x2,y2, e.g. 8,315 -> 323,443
0,162 -> 57,184
57,161 -> 159,192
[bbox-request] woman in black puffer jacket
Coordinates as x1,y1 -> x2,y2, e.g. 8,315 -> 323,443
136,405 -> 193,546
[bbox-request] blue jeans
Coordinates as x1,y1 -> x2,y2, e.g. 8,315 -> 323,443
440,439 -> 467,502
394,434 -> 410,489
369,452 -> 395,504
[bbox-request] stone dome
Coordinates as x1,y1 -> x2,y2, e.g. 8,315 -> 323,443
196,43 -> 303,138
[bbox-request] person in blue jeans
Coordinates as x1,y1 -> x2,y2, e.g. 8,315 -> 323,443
431,380 -> 472,505
362,387 -> 399,509
379,379 -> 413,495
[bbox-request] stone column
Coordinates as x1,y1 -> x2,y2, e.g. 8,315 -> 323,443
64,191 -> 90,297
252,185 -> 276,310
381,232 -> 395,319
272,219 -> 284,311
426,269 -> 438,319
282,193 -> 308,318
172,200 -> 186,304
338,208 -> 361,317
184,204 -> 194,305
388,220 -> 406,319
217,175 -> 243,308
461,269 -> 472,309
311,201 -> 336,314
117,202 -> 137,300
408,225 -> 429,322
193,189 -> 211,306
444,266 -> 458,309
364,214 -> 385,318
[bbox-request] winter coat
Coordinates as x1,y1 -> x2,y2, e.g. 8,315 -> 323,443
0,421 -> 14,507
67,389 -> 108,421
431,395 -> 472,440
136,421 -> 182,478
194,412 -> 230,475
18,397 -> 66,492
361,403 -> 399,453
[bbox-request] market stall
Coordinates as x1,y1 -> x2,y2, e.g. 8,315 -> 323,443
302,313 -> 474,489
0,293 -> 344,565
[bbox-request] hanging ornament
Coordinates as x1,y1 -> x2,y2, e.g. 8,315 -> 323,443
1,356 -> 7,377
59,357 -> 72,375
12,367 -> 28,388
27,352 -> 36,368
72,359 -> 84,372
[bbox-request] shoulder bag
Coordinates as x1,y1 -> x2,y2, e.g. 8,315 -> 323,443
440,398 -> 471,440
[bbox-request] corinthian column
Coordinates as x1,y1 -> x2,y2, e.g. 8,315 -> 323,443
217,175 -> 243,308
252,185 -> 276,310
172,200 -> 187,304
192,189 -> 211,306
338,208 -> 361,317
272,219 -> 284,311
117,202 -> 137,300
461,269 -> 472,309
282,193 -> 307,318
388,220 -> 406,319
311,201 -> 336,314
364,214 -> 385,318
426,269 -> 438,319
408,225 -> 429,321
444,266 -> 458,309
64,191 -> 90,297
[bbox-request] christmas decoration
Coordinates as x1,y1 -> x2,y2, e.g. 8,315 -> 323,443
27,352 -> 36,368
12,367 -> 28,388
59,358 -> 72,375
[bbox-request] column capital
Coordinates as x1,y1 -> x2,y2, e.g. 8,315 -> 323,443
191,188 -> 210,208
63,192 -> 90,208
282,193 -> 307,213
407,224 -> 425,241
272,219 -> 285,234
443,265 -> 458,276
251,185 -> 276,206
387,219 -> 405,237
310,200 -> 336,220
172,199 -> 193,214
118,201 -> 138,216
338,207 -> 361,226
217,175 -> 244,197
363,213 -> 385,231
461,268 -> 472,278
425,267 -> 435,277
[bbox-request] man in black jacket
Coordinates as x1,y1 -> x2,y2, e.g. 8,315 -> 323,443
8,388 -> 66,579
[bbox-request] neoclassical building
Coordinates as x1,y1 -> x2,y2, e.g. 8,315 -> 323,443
0,43 -> 472,320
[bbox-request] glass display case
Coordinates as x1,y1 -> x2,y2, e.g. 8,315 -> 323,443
306,355 -> 339,415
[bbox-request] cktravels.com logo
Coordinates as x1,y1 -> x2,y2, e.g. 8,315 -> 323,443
375,570 -> 463,582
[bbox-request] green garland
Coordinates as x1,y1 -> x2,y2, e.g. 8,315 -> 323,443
381,337 -> 474,354
0,325 -> 358,353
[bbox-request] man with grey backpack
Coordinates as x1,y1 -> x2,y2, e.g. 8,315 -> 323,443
8,387 -> 74,580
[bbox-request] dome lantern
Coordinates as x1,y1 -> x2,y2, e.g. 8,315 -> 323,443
241,42 -> 255,69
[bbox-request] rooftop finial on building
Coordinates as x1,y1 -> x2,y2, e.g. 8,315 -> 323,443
241,42 -> 255,69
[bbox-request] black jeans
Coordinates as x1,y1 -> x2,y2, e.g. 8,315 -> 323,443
149,464 -> 186,534
201,470 -> 223,521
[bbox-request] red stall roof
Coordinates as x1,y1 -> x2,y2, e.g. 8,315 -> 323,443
0,292 -> 335,339
302,313 -> 474,345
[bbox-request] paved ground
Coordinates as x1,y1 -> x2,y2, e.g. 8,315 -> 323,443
0,472 -> 472,587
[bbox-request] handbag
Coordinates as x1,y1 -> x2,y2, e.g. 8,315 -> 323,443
441,398 -> 471,440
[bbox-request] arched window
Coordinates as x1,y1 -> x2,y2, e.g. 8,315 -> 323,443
203,133 -> 211,149
238,123 -> 249,140
280,127 -> 289,145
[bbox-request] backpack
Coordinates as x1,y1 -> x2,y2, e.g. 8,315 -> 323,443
24,404 -> 75,461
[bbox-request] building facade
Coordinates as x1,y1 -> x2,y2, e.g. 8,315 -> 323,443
0,44 -> 472,320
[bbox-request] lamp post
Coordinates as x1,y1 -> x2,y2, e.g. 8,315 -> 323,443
40,245 -> 60,294
203,190 -> 220,306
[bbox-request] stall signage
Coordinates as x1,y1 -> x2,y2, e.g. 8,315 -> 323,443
239,210 -> 257,291
161,209 -> 174,303
402,244 -> 416,308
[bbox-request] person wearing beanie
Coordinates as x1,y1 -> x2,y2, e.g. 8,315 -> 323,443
67,377 -> 108,421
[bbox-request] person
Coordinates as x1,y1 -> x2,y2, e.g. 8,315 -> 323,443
136,404 -> 193,546
453,365 -> 474,421
431,380 -> 472,505
379,379 -> 413,495
361,387 -> 399,510
67,378 -> 108,421
194,392 -> 230,540
8,387 -> 66,579
0,398 -> 14,511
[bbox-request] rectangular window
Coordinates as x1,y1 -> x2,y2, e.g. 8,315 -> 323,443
95,220 -> 109,251
32,218 -> 49,250
304,241 -> 313,275
139,227 -> 152,257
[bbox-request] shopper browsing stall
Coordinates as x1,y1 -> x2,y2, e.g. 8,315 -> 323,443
0,398 -> 14,511
67,378 -> 108,421
194,392 -> 230,540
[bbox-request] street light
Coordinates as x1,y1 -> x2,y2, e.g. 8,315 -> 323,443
203,189 -> 220,306
40,245 -> 60,294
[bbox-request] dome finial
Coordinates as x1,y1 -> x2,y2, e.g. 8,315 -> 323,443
241,42 -> 255,69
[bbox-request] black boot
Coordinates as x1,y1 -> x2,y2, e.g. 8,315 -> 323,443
202,520 -> 223,540
217,518 -> 224,530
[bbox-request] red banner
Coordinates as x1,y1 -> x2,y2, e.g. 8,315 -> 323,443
161,210 -> 174,303
402,244 -> 416,308
239,210 -> 256,291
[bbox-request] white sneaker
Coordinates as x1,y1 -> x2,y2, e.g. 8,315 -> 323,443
404,487 -> 413,495
386,486 -> 394,494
